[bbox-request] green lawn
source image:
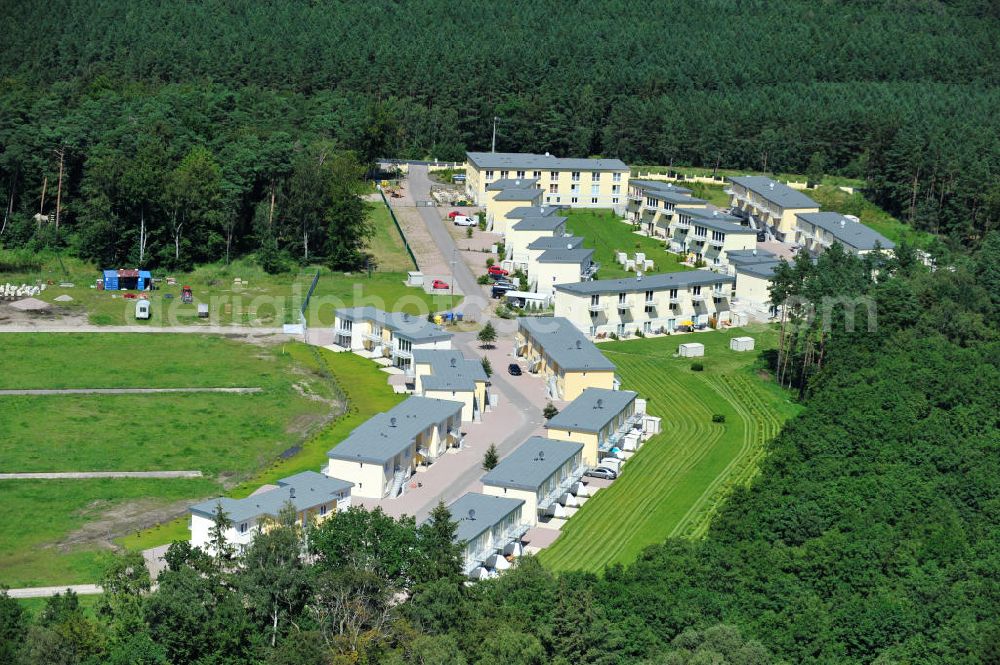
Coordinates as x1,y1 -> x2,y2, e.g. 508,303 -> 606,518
0,333 -> 343,587
367,197 -> 416,273
538,329 -> 801,573
0,254 -> 457,328
633,164 -> 864,188
565,209 -> 692,280
16,591 -> 102,618
119,348 -> 406,552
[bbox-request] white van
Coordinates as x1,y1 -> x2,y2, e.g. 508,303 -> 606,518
453,215 -> 477,227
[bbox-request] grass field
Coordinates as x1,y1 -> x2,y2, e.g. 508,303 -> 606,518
538,329 -> 801,573
367,196 -> 416,273
0,333 -> 352,587
119,348 -> 406,552
565,210 -> 692,280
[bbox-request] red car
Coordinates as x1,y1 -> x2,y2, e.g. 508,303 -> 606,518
487,265 -> 509,278
432,279 -> 450,290
447,210 -> 462,219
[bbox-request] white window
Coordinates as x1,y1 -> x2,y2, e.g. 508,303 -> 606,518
591,184 -> 600,196
613,172 -> 622,182
549,184 -> 559,194
591,294 -> 600,307
516,170 -> 525,178
550,171 -> 559,179
319,504 -> 328,516
693,285 -> 702,295
612,185 -> 620,194
612,197 -> 619,204
571,184 -> 580,193
618,292 -> 627,304
617,323 -> 626,336
646,197 -> 657,207
669,288 -> 678,299
533,170 -> 541,178
485,170 -> 494,180
591,197 -> 599,204
500,170 -> 509,179
571,171 -> 581,182
712,230 -> 725,242
592,172 -> 601,181
239,522 -> 248,534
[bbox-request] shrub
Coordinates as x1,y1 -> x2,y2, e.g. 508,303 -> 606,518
691,362 -> 704,371
543,402 -> 559,419
712,414 -> 726,423
636,330 -> 645,338
609,332 -> 620,340
477,274 -> 490,284
486,257 -> 495,268
465,227 -> 473,238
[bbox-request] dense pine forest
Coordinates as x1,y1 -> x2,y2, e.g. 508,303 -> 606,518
1,0 -> 999,269
3,236 -> 998,664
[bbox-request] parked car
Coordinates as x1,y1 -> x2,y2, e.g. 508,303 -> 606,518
453,215 -> 477,227
431,279 -> 450,290
585,467 -> 617,480
447,210 -> 462,219
491,284 -> 513,299
487,265 -> 509,278
493,279 -> 516,289
507,363 -> 522,376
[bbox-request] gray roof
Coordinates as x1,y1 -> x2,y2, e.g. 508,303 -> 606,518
725,248 -> 780,266
518,317 -> 615,371
494,188 -> 543,202
468,152 -> 628,172
334,306 -> 452,343
675,207 -> 751,233
506,205 -> 564,219
652,191 -> 705,205
512,216 -> 567,232
537,247 -> 594,265
727,176 -> 819,209
481,436 -> 584,491
546,388 -> 637,433
527,235 -> 584,251
630,179 -> 693,195
328,396 -> 463,463
413,349 -> 487,392
796,212 -> 895,251
486,178 -> 539,191
190,471 -> 353,524
736,261 -> 782,279
441,492 -> 524,544
554,270 -> 733,296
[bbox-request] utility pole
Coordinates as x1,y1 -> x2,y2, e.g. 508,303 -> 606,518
491,117 -> 499,153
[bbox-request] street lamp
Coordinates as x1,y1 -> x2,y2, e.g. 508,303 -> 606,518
450,249 -> 456,299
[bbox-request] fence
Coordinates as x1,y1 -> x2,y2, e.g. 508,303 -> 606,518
298,269 -> 321,343
377,188 -> 419,270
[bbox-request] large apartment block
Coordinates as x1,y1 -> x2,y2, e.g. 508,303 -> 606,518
466,152 -> 629,213
411,349 -> 489,422
553,270 -> 735,337
437,492 -> 531,577
726,176 -> 819,241
667,207 -> 756,268
515,317 -> 616,400
626,179 -> 707,237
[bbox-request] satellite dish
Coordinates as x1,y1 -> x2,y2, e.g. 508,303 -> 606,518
576,340 -> 582,349
468,509 -> 476,520
450,357 -> 458,368
538,450 -> 545,461
289,487 -> 296,499
390,417 -> 397,427
596,398 -> 604,409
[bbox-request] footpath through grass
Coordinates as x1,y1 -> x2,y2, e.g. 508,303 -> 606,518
0,333 -> 345,587
539,329 -> 800,573
565,209 -> 692,280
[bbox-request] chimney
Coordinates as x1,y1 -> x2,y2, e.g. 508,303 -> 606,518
840,219 -> 846,228
390,417 -> 397,427
467,508 -> 476,520
576,340 -> 582,349
450,357 -> 457,368
596,398 -> 604,409
769,182 -> 775,190
289,487 -> 296,499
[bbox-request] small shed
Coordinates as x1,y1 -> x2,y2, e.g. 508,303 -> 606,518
730,336 -> 755,352
678,342 -> 705,357
135,298 -> 151,320
103,269 -> 152,291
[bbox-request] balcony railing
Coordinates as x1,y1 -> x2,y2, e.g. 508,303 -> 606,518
668,295 -> 680,305
393,346 -> 413,359
334,327 -> 352,337
709,238 -> 724,248
691,293 -> 706,302
644,296 -> 656,307
588,301 -> 606,312
537,464 -> 588,511
581,262 -> 600,279
600,413 -> 644,451
463,521 -> 533,574
673,220 -> 691,230
691,232 -> 708,241
363,330 -> 383,342
616,299 -> 632,311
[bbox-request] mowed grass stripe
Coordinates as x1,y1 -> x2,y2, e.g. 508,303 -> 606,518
539,334 -> 798,573
543,368 -> 719,568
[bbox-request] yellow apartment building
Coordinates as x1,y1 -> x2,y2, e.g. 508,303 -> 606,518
726,175 -> 819,241
514,317 -> 616,400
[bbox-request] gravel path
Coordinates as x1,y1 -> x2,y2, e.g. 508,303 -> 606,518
0,387 -> 262,396
0,471 -> 203,480
6,585 -> 103,599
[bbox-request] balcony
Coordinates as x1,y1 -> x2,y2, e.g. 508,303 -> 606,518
600,413 -> 645,451
581,262 -> 600,279
537,464 -> 588,511
334,326 -> 352,337
644,296 -> 656,307
691,293 -> 706,303
392,346 -> 413,360
668,295 -> 680,305
363,330 -> 384,343
691,232 -> 708,241
673,220 -> 691,230
709,238 -> 724,248
616,299 -> 632,311
588,301 -> 607,313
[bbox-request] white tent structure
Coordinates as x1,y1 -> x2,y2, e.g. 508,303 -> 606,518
571,482 -> 591,497
503,541 -> 523,557
486,553 -> 511,571
546,503 -> 568,518
678,342 -> 705,357
730,336 -> 755,352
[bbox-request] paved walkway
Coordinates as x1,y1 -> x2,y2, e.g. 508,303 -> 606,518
0,471 -> 203,480
7,585 -> 103,599
0,387 -> 261,396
